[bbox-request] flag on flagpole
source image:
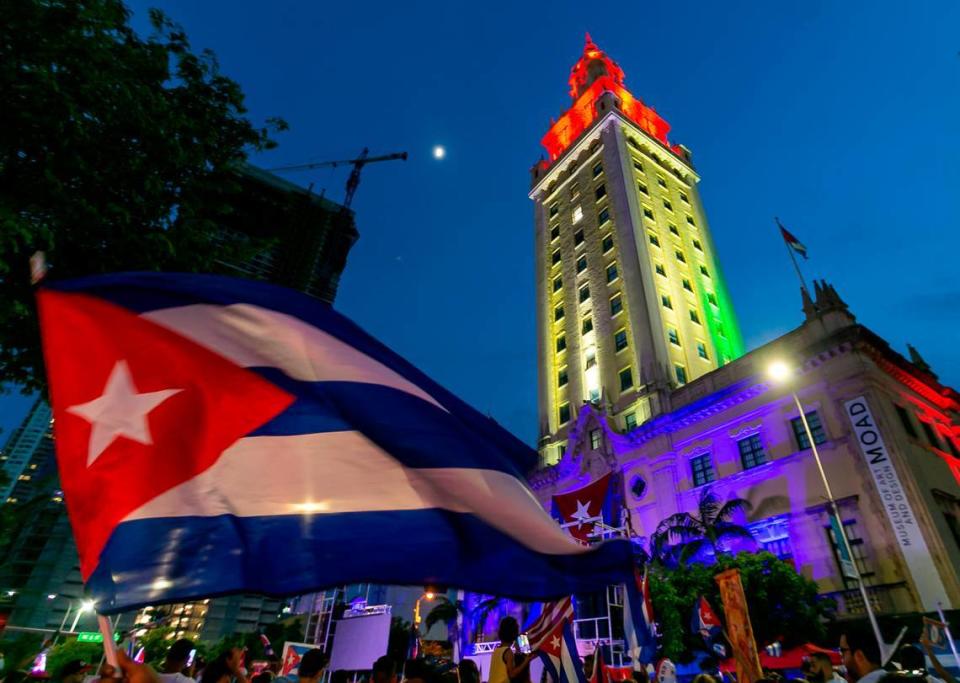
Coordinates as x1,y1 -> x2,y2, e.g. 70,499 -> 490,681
36,272 -> 634,613
260,633 -> 275,657
623,568 -> 658,670
690,596 -> 722,642
777,220 -> 808,260
527,598 -> 587,683
552,473 -> 618,543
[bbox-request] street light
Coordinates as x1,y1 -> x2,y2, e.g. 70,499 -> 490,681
766,361 -> 886,658
411,589 -> 439,659
70,599 -> 96,632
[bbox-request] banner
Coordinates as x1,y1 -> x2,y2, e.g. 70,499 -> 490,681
715,569 -> 762,683
844,397 -> 949,609
828,516 -> 859,580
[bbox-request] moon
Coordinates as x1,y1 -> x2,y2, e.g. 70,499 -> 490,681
432,145 -> 446,160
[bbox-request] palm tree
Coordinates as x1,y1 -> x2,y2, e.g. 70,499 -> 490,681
425,596 -> 467,661
470,596 -> 505,643
652,487 -> 755,563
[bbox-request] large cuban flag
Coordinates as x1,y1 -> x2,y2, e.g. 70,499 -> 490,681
37,273 -> 633,613
623,568 -> 658,669
526,598 -> 586,683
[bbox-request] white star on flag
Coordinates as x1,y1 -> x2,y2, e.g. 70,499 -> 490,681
66,360 -> 182,466
550,634 -> 561,650
570,499 -> 594,528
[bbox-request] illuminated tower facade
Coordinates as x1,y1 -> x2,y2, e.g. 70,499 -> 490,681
530,35 -> 743,461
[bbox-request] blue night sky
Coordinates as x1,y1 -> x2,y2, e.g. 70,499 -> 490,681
3,1 -> 959,444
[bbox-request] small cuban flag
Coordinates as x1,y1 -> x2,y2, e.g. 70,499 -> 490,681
776,218 -> 808,260
36,272 -> 633,613
526,598 -> 587,683
623,568 -> 658,669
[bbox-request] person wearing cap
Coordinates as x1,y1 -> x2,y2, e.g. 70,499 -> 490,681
57,659 -> 93,683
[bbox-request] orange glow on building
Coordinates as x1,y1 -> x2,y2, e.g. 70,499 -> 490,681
540,35 -> 681,162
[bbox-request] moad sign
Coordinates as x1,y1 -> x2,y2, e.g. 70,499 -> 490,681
844,396 -> 948,609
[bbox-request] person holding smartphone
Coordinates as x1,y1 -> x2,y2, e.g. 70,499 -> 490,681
488,618 -> 532,683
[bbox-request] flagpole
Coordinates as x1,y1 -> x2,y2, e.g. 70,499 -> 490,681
97,613 -> 119,668
937,602 -> 960,671
775,217 -> 810,297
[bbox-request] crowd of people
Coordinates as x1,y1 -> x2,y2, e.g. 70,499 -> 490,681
4,619 -> 956,683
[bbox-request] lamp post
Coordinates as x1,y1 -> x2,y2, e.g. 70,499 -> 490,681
766,361 -> 885,658
411,590 -> 436,658
69,599 -> 96,633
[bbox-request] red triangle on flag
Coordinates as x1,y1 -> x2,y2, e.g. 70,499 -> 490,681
38,290 -> 294,578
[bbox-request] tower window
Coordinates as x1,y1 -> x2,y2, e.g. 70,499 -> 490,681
549,204 -> 559,217
615,329 -> 628,352
682,278 -> 693,292
649,234 -> 660,247
550,225 -> 560,241
598,208 -> 610,225
633,159 -> 643,171
619,367 -> 634,391
669,224 -> 680,236
574,229 -> 585,247
554,305 -> 565,322
791,411 -> 827,450
693,239 -> 703,251
707,293 -> 718,306
894,404 -> 918,438
610,294 -> 623,316
662,295 -> 673,309
606,263 -> 619,283
582,317 -> 593,335
680,191 -> 690,203
643,207 -> 655,220
690,453 -> 716,486
663,200 -> 673,211
638,183 -> 649,195
553,276 -> 562,293
570,183 -> 580,199
558,368 -> 568,387
657,177 -> 667,188
655,263 -> 666,276
573,206 -> 583,223
675,250 -> 686,263
559,403 -> 571,425
556,335 -> 566,353
552,250 -> 561,265
738,434 -> 767,470
579,284 -> 590,303
602,234 -> 614,252
690,309 -> 700,324
625,412 -> 637,429
593,162 -> 603,177
921,421 -> 943,450
668,328 -> 680,345
700,265 -> 710,277
577,255 -> 587,273
686,216 -> 696,226
675,364 -> 688,384
590,428 -> 602,450
595,184 -> 606,201
697,342 -> 708,359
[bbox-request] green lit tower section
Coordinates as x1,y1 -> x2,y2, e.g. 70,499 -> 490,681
530,35 -> 743,455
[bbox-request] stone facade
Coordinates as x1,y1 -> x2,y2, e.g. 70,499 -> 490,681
530,284 -> 960,616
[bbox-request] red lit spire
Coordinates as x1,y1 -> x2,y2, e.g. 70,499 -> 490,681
540,35 -> 683,164
568,33 -> 625,99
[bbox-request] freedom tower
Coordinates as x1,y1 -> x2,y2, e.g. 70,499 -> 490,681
530,35 -> 743,462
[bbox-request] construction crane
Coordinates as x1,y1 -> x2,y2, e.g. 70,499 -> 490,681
270,148 -> 408,210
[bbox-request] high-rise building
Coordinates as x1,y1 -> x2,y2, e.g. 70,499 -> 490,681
530,35 -> 742,466
0,166 -> 358,640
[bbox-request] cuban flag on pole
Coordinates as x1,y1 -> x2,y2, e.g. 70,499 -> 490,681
526,598 -> 587,683
552,473 -> 617,544
776,219 -> 808,260
623,568 -> 657,669
690,596 -> 722,642
36,273 -> 633,613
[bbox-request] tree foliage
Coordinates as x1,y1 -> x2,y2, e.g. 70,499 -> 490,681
652,488 -> 756,564
647,551 -> 835,661
45,639 -> 104,679
0,0 -> 285,391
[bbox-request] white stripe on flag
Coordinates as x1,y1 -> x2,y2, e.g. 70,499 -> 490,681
143,303 -> 446,411
121,432 -> 591,557
527,598 -> 573,649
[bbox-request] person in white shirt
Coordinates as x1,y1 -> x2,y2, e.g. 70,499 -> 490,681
806,652 -> 846,683
158,639 -> 197,683
840,629 -> 884,683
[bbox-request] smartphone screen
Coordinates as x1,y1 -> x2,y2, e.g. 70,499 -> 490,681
516,635 -> 531,654
187,649 -> 196,668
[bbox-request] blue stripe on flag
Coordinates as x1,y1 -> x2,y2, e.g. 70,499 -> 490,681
86,511 -> 635,614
